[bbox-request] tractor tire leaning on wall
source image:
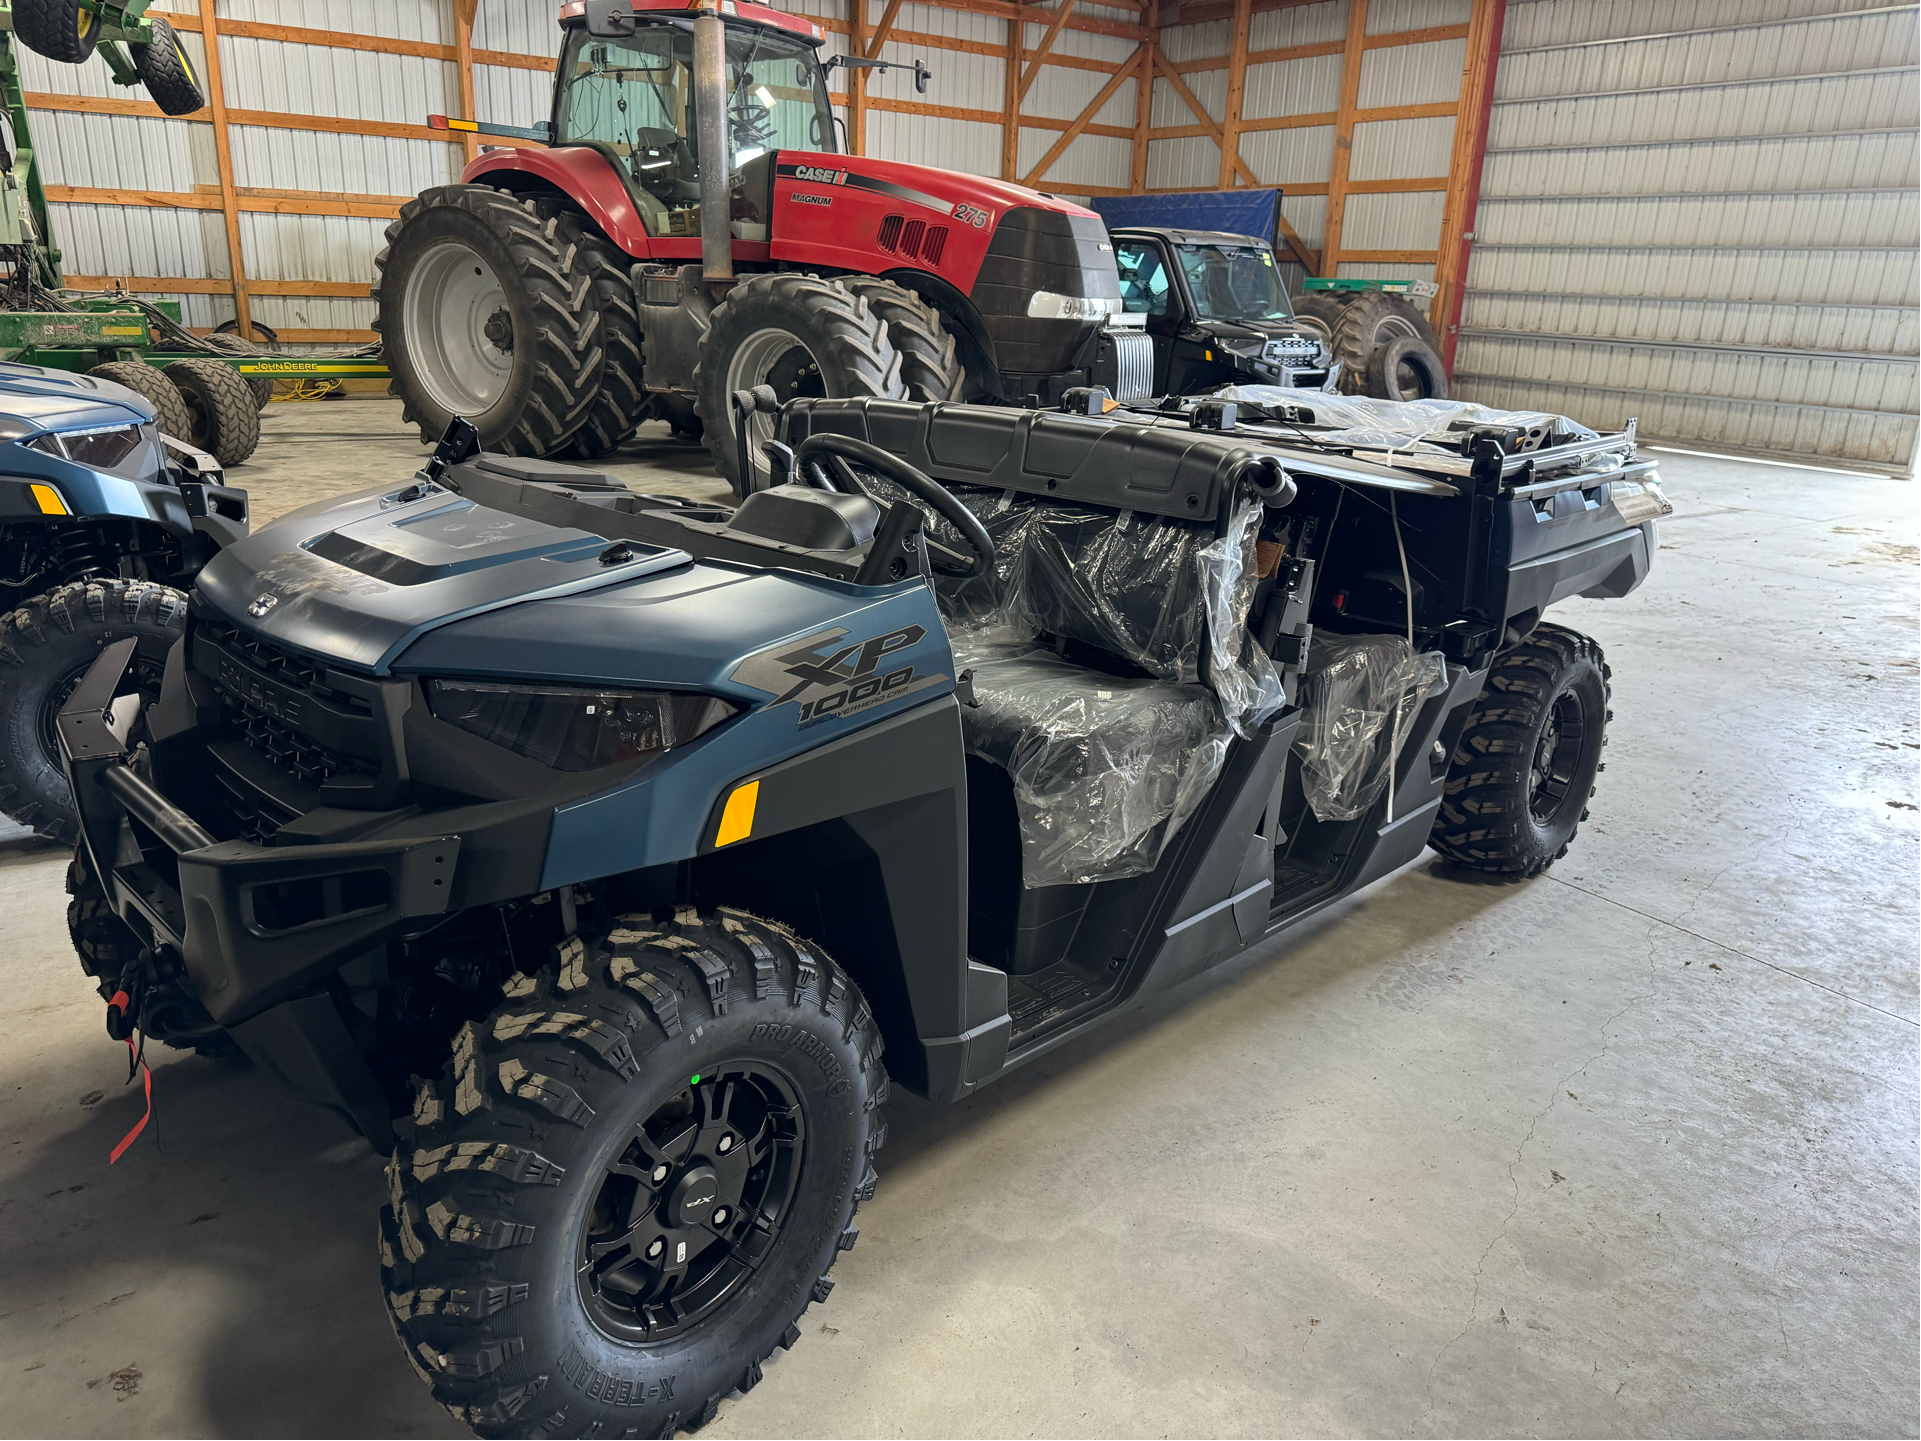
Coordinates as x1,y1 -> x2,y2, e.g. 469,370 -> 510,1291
1365,333 -> 1450,402
1328,291 -> 1446,397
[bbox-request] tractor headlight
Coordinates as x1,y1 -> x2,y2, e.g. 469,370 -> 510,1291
427,680 -> 739,772
1026,291 -> 1120,321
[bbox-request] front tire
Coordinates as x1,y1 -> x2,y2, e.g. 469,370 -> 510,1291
1429,622 -> 1611,879
837,278 -> 964,404
373,185 -> 606,457
384,907 -> 887,1438
0,580 -> 184,844
694,273 -> 903,498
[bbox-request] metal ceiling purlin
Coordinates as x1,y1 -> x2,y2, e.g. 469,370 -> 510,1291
1455,0 -> 1921,469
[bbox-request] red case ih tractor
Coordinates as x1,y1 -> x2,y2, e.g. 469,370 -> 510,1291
375,0 -> 1148,493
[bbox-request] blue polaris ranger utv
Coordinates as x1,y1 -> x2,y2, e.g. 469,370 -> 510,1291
0,361 -> 248,842
58,387 -> 1662,1437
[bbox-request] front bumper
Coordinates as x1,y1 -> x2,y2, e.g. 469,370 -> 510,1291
59,637 -> 460,1031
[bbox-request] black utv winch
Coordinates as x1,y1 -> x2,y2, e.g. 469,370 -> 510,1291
58,389 -> 1663,1438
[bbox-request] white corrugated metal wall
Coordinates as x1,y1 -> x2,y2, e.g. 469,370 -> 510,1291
1455,0 -> 1920,471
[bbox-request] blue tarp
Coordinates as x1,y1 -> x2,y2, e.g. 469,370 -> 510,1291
1088,190 -> 1282,248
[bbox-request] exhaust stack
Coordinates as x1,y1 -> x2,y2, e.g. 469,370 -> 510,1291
692,0 -> 734,287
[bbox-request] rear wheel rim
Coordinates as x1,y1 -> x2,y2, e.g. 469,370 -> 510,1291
726,327 -> 824,486
1528,687 -> 1588,824
577,1062 -> 807,1344
403,239 -> 513,416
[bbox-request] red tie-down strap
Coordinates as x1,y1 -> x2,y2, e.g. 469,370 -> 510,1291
106,990 -> 154,1166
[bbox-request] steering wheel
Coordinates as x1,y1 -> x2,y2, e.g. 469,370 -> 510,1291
793,433 -> 996,579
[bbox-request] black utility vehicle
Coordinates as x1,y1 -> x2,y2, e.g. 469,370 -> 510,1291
59,390 -> 1663,1438
1110,226 -> 1337,395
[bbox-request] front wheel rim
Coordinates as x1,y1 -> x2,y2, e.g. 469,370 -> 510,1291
576,1062 -> 807,1344
403,239 -> 513,416
1528,688 -> 1588,824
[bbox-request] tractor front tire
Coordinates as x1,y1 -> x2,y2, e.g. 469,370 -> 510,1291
0,580 -> 186,845
13,0 -> 100,62
1429,622 -> 1611,879
131,17 -> 207,117
374,185 -> 606,458
89,360 -> 193,442
164,358 -> 262,465
383,907 -> 887,1439
694,273 -> 902,498
837,278 -> 964,404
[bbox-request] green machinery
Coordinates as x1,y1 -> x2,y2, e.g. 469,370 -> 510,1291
0,0 -> 388,463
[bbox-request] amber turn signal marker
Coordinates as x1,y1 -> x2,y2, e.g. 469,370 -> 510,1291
716,780 -> 759,846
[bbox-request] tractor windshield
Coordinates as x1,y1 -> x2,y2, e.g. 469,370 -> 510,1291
554,21 -> 834,228
1176,244 -> 1294,323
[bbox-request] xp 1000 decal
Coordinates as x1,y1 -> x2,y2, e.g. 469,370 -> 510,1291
730,623 -> 949,727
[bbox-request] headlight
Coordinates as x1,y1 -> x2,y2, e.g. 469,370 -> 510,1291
427,680 -> 739,771
1026,291 -> 1121,321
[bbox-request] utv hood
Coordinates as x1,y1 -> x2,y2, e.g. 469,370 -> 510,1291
195,482 -> 692,674
0,361 -> 153,434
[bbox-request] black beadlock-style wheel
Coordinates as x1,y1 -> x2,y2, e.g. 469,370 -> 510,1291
164,357 -> 262,465
373,185 -> 607,457
0,580 -> 184,845
694,272 -> 903,498
531,202 -> 650,462
1328,290 -> 1446,397
1429,622 -> 1612,879
836,278 -> 964,404
383,906 -> 887,1439
131,16 -> 207,117
13,0 -> 101,62
88,360 -> 194,441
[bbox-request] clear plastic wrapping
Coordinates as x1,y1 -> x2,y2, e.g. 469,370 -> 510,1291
1297,632 -> 1450,823
1199,502 -> 1286,736
956,638 -> 1230,887
1207,385 -> 1608,462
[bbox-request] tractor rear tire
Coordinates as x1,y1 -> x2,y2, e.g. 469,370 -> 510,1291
837,278 -> 964,403
533,203 -> 649,462
131,17 -> 206,117
13,0 -> 100,62
695,273 -> 903,498
374,185 -> 606,458
1366,333 -> 1449,402
0,580 -> 185,846
1329,290 -> 1445,397
383,907 -> 887,1439
88,361 -> 194,443
164,358 -> 262,465
1429,623 -> 1610,880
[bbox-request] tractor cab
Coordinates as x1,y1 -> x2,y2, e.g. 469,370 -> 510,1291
553,1 -> 837,239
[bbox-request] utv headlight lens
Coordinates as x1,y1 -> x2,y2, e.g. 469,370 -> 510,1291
427,680 -> 739,771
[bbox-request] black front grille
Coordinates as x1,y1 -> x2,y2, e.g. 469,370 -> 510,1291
224,696 -> 375,788
196,616 -> 372,714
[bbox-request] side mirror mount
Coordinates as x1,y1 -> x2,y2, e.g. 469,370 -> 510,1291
584,0 -> 639,39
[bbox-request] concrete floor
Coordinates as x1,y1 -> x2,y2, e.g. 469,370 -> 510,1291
0,401 -> 1914,1438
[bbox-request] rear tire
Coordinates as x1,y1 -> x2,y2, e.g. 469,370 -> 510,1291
0,580 -> 185,845
131,17 -> 207,117
164,358 -> 262,465
89,360 -> 193,441
694,273 -> 902,498
1328,291 -> 1445,397
12,0 -> 100,62
1429,622 -> 1610,879
532,204 -> 649,462
373,185 -> 606,458
383,907 -> 887,1438
837,278 -> 963,403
